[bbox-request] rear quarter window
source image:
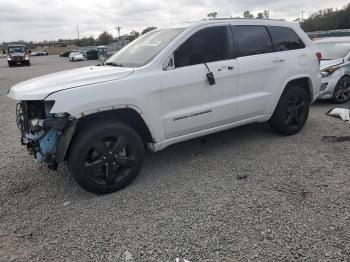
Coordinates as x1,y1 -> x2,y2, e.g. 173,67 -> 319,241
267,26 -> 305,51
231,25 -> 273,57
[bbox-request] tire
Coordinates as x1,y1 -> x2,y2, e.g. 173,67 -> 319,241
269,86 -> 310,136
68,121 -> 145,194
8,62 -> 12,67
332,76 -> 350,104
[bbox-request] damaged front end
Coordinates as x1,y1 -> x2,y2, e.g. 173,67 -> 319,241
16,101 -> 75,170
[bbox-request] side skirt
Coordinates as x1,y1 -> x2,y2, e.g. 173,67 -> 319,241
147,114 -> 272,152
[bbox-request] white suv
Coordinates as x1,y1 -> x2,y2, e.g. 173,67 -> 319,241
8,19 -> 321,194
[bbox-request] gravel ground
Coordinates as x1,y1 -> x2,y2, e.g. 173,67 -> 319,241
0,56 -> 349,262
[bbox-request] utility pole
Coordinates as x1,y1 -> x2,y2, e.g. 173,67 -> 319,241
76,25 -> 80,40
301,11 -> 305,22
116,26 -> 121,39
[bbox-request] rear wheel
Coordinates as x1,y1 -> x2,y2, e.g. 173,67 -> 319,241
269,86 -> 310,136
68,121 -> 145,194
332,76 -> 350,104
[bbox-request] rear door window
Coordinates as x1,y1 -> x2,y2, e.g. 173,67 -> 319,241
174,26 -> 229,68
231,25 -> 273,57
267,26 -> 305,51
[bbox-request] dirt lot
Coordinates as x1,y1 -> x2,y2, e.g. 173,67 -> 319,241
0,56 -> 349,262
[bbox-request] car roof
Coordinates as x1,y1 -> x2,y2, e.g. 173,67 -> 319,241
168,18 -> 298,30
314,36 -> 350,43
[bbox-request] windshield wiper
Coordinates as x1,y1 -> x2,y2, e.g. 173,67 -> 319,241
105,62 -> 124,67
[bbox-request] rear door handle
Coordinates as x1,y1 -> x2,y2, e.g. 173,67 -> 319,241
218,66 -> 234,72
273,58 -> 285,63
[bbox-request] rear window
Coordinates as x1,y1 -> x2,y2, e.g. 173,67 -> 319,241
314,41 -> 350,60
268,26 -> 305,51
232,25 -> 273,57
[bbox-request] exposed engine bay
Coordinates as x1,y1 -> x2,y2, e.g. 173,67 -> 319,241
16,101 -> 74,169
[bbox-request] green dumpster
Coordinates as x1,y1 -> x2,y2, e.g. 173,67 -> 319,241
86,49 -> 98,60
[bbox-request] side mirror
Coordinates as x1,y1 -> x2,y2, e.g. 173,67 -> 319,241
163,53 -> 175,71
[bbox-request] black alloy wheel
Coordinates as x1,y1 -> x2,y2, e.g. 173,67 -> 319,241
282,95 -> 308,131
269,86 -> 310,135
69,121 -> 144,194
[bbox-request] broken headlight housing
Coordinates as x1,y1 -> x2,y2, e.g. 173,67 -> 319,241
320,66 -> 338,78
16,100 -> 55,134
16,100 -> 72,167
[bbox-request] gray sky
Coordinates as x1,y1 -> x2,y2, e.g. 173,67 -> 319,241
0,0 -> 349,42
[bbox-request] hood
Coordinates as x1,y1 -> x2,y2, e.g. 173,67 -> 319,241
7,65 -> 134,100
320,58 -> 344,70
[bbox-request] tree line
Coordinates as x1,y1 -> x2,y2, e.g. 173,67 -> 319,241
76,26 -> 157,46
2,26 -> 158,48
301,4 -> 350,32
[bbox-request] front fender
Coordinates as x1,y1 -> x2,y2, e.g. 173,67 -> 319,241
45,77 -> 163,143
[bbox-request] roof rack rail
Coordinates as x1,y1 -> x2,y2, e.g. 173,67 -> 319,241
211,17 -> 286,21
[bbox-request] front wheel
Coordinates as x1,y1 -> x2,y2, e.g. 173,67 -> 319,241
269,86 -> 310,136
332,76 -> 350,104
68,121 -> 145,194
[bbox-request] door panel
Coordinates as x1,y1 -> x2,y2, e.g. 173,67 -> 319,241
160,59 -> 238,139
231,25 -> 285,119
237,53 -> 285,119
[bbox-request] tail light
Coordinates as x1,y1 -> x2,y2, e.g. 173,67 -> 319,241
316,52 -> 322,64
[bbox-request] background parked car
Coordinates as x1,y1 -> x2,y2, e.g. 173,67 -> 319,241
37,50 -> 48,56
315,37 -> 350,103
69,51 -> 85,61
59,50 -> 76,57
31,50 -> 48,56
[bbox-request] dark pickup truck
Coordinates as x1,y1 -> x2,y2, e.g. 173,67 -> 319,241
7,45 -> 31,67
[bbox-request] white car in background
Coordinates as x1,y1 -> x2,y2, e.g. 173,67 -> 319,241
314,37 -> 350,103
69,51 -> 85,62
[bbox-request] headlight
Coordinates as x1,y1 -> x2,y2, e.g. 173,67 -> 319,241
7,56 -> 11,60
321,66 -> 338,78
25,55 -> 29,60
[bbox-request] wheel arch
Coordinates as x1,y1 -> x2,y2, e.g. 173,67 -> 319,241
270,75 -> 314,116
60,107 -> 155,162
283,76 -> 313,101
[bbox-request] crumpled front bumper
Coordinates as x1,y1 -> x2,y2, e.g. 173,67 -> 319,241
16,101 -> 75,169
318,70 -> 341,100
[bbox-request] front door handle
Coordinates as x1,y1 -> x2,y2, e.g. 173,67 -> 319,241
273,58 -> 285,63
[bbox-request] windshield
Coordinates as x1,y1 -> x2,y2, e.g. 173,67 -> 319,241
8,46 -> 25,53
315,41 -> 350,60
105,28 -> 185,68
71,52 -> 82,56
